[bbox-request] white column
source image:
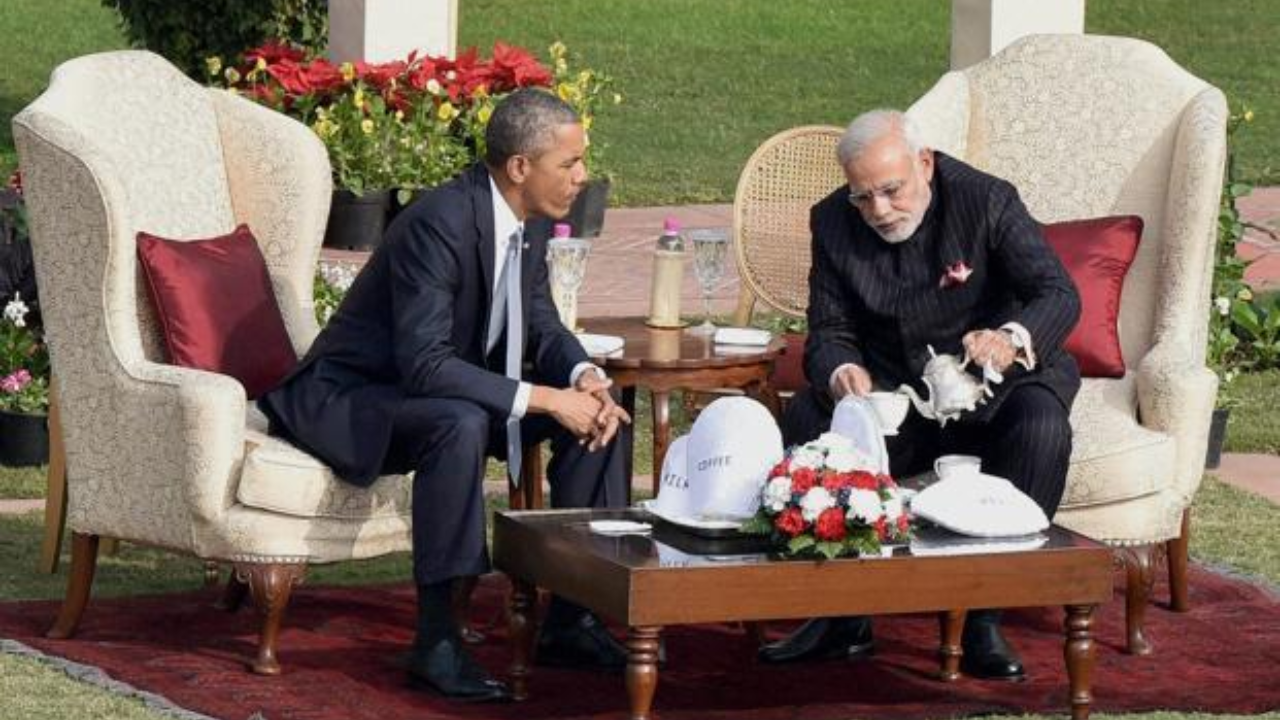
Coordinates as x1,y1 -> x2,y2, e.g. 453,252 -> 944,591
950,0 -> 1085,70
329,0 -> 459,64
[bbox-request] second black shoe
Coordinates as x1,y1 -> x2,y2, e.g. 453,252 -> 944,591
960,611 -> 1026,681
406,636 -> 512,703
536,611 -> 629,670
758,616 -> 875,664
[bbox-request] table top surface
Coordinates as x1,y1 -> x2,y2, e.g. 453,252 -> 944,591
493,508 -> 1113,626
579,317 -> 787,370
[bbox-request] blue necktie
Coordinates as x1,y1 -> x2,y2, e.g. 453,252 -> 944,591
487,230 -> 524,486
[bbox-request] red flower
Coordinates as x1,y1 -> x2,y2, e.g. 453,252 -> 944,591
877,473 -> 897,489
302,59 -> 346,95
6,170 -> 21,197
790,467 -> 817,494
356,59 -> 408,91
820,470 -> 845,493
814,508 -> 847,541
266,59 -> 312,96
896,514 -> 911,534
245,42 -> 306,66
850,471 -> 878,491
769,459 -> 790,478
774,508 -> 807,538
873,517 -> 889,541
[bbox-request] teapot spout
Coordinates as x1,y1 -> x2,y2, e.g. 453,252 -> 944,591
897,384 -> 934,420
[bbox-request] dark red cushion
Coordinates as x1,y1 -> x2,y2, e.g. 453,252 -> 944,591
770,332 -> 808,393
137,224 -> 297,399
1042,215 -> 1143,378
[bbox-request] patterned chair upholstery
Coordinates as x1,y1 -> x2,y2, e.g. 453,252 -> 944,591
12,50 -> 418,675
908,34 -> 1226,654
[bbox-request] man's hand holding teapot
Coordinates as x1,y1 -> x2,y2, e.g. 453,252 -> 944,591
962,329 -> 1017,372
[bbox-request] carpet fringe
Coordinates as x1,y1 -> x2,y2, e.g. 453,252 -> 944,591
0,638 -> 227,720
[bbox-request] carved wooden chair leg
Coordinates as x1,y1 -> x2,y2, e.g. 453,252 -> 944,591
1118,545 -> 1155,655
234,562 -> 307,675
46,532 -> 100,639
1167,508 -> 1191,612
38,382 -> 68,574
215,572 -> 249,612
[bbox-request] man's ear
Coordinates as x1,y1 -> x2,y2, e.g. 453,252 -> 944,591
918,148 -> 936,182
505,154 -> 531,185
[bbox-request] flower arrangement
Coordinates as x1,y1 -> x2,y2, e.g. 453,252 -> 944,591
741,432 -> 911,559
1,292 -> 50,415
209,41 -> 619,198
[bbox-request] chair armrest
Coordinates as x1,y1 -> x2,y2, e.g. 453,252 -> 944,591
1135,343 -> 1217,504
210,88 -> 331,357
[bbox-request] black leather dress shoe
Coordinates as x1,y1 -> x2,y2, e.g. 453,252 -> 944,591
536,612 -> 628,670
407,636 -> 512,703
961,612 -> 1026,681
758,616 -> 875,664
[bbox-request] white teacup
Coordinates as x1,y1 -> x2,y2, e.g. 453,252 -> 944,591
934,454 -> 982,481
867,391 -> 910,435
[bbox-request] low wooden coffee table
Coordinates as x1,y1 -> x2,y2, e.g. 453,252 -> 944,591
579,317 -> 786,495
494,508 -> 1112,720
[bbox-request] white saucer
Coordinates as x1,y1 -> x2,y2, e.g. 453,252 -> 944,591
578,333 -> 625,356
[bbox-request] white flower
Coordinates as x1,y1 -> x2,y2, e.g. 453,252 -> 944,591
426,78 -> 443,95
825,445 -> 873,473
1215,296 -> 1230,316
814,432 -> 852,452
799,486 -> 835,522
847,489 -> 884,523
3,292 -> 29,328
881,494 -> 904,522
762,476 -> 793,512
789,445 -> 826,470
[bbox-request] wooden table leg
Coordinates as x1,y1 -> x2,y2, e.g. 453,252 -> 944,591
621,387 -> 637,504
626,626 -> 662,720
650,390 -> 671,498
509,578 -> 536,702
938,609 -> 964,681
1064,604 -> 1097,720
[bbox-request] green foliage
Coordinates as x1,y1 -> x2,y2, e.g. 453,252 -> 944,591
99,0 -> 326,79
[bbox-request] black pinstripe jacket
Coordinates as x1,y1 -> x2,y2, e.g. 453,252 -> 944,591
803,153 -> 1082,421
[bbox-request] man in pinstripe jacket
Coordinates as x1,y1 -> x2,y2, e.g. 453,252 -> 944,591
759,110 -> 1082,681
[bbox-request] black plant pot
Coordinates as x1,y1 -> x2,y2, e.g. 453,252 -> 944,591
323,189 -> 392,251
0,408 -> 49,467
387,187 -> 429,226
1204,407 -> 1230,469
561,178 -> 611,238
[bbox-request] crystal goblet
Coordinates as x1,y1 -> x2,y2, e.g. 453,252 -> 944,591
546,237 -> 591,331
688,228 -> 729,335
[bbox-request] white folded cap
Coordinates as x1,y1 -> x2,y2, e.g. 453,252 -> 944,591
651,435 -> 692,519
910,473 -> 1050,537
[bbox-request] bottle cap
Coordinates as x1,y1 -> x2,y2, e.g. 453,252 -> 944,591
553,222 -> 573,238
663,218 -> 681,234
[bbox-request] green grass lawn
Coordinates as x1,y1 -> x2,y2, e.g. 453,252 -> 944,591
1223,369 -> 1280,454
1,0 -> 1276,203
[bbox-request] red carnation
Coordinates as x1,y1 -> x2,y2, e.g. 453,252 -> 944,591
896,514 -> 911,534
850,471 -> 878,491
877,473 -> 897,489
821,471 -> 847,493
769,459 -> 790,478
814,507 -> 847,541
873,517 -> 889,541
790,467 -> 817,494
774,507 -> 807,538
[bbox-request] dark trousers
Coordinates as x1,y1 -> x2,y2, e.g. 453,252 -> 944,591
383,397 -> 631,585
783,383 -> 1072,518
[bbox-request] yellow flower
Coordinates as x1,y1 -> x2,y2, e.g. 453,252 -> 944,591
395,109 -> 405,122
557,82 -> 580,103
578,70 -> 593,85
255,57 -> 267,72
205,56 -> 223,78
1237,287 -> 1254,302
555,59 -> 568,74
312,118 -> 337,138
353,88 -> 365,109
473,84 -> 489,100
613,93 -> 623,105
477,104 -> 493,125
341,62 -> 356,82
224,67 -> 241,84
1244,110 -> 1255,123
437,101 -> 458,121
549,41 -> 567,60
582,115 -> 593,130
361,118 -> 375,135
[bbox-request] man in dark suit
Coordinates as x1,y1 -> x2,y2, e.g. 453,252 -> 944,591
260,89 -> 632,703
758,110 -> 1081,680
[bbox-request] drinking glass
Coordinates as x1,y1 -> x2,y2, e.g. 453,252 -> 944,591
545,237 -> 591,331
689,229 -> 729,335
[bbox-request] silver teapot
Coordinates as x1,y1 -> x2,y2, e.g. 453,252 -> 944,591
897,345 -> 997,426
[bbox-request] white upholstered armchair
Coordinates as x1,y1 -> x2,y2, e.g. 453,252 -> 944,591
12,51 -> 417,674
909,34 -> 1226,654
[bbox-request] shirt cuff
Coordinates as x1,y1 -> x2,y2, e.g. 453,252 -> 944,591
829,362 -> 861,396
569,362 -> 606,387
510,381 -> 533,420
1000,322 -> 1037,371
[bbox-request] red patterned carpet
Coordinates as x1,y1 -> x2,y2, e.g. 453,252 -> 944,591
2,564 -> 1278,720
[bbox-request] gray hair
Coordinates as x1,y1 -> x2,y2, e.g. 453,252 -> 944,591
484,88 -> 580,167
835,109 -> 926,167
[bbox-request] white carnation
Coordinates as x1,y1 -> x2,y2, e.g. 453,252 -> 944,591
881,495 -> 904,522
825,445 -> 873,473
1215,296 -> 1230,316
847,489 -> 884,523
814,432 -> 852,452
762,476 -> 793,512
3,292 -> 28,328
799,486 -> 835,522
789,445 -> 826,470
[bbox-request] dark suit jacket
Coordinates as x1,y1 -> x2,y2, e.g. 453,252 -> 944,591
259,164 -> 587,484
804,153 -> 1082,421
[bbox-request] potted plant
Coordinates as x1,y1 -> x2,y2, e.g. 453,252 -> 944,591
210,41 -> 619,247
548,41 -> 622,238
1,175 -> 51,466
